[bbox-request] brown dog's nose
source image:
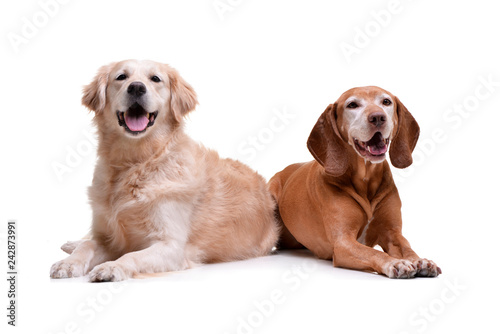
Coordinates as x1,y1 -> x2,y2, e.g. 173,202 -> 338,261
127,82 -> 147,97
368,112 -> 386,127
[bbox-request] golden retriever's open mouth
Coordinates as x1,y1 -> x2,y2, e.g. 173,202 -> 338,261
116,103 -> 158,135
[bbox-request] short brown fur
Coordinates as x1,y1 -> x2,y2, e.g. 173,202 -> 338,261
269,86 -> 440,278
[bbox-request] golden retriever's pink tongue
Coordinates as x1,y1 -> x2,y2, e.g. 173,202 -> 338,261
125,114 -> 149,132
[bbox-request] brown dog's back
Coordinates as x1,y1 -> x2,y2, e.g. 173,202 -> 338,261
268,163 -> 306,250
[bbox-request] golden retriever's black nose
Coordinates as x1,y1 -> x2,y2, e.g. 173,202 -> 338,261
127,82 -> 147,97
368,112 -> 386,128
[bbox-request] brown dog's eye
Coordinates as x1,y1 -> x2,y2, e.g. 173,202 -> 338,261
116,74 -> 127,81
151,75 -> 161,83
347,102 -> 358,109
382,98 -> 392,106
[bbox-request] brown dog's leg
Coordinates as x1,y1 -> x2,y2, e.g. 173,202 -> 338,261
370,194 -> 442,277
378,231 -> 419,260
378,231 -> 441,277
323,196 -> 418,279
331,237 -> 417,278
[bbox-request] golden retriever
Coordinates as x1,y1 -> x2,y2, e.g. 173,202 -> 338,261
50,60 -> 279,282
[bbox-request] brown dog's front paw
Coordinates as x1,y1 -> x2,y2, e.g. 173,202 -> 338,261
413,258 -> 441,277
385,259 -> 417,279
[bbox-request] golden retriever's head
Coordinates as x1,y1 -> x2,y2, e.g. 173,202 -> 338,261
82,60 -> 197,138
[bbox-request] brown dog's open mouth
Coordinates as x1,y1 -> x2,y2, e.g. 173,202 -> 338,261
353,132 -> 389,158
116,103 -> 158,135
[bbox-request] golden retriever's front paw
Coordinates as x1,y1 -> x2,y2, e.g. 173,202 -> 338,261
413,258 -> 441,277
50,259 -> 87,278
89,262 -> 129,282
385,259 -> 417,279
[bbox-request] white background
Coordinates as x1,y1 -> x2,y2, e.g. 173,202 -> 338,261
1,0 -> 499,333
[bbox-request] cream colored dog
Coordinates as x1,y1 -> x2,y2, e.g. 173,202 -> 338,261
50,60 -> 279,282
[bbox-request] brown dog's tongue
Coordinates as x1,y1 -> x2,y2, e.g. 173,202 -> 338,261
366,132 -> 387,155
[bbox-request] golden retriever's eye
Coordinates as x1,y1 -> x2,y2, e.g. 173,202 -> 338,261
382,98 -> 392,106
116,74 -> 127,81
151,75 -> 161,83
347,101 -> 359,109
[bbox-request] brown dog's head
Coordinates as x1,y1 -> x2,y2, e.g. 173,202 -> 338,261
82,60 -> 198,138
307,86 -> 419,176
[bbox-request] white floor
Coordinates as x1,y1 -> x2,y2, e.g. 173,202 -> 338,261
15,247 -> 486,334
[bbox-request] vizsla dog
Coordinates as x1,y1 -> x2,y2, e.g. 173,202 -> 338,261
269,86 -> 441,278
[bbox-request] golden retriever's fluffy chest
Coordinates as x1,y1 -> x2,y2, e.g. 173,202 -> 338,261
89,157 -> 196,253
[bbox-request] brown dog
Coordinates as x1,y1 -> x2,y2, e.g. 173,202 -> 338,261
269,86 -> 441,278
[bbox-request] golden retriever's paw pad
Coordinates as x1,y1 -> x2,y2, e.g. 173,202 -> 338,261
385,259 -> 417,279
50,260 -> 86,278
413,259 -> 441,277
89,263 -> 129,282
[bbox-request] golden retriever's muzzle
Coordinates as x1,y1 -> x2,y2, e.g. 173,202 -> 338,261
116,82 -> 158,135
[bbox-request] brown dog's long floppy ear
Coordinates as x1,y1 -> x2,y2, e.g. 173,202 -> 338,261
168,67 -> 198,122
81,63 -> 115,113
307,103 -> 349,177
389,96 -> 420,168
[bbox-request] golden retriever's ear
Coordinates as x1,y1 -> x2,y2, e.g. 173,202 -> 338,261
307,103 -> 349,177
82,63 -> 114,113
389,96 -> 420,168
168,68 -> 198,122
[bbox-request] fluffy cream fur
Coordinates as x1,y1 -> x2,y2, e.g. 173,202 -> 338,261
50,60 -> 279,282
